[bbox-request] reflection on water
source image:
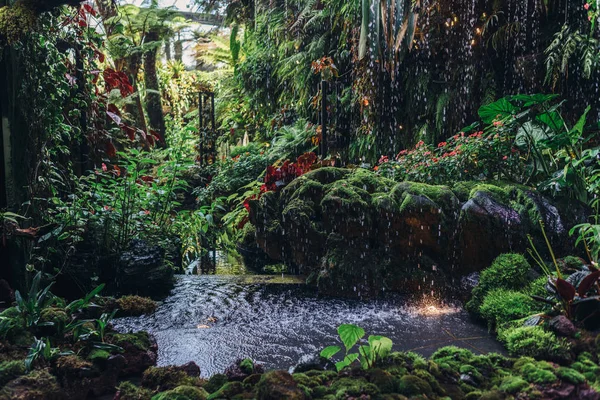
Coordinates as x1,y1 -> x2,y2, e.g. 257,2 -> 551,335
114,275 -> 504,377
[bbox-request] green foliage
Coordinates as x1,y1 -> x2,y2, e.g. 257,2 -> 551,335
499,326 -> 570,360
479,289 -> 541,329
320,324 -> 393,371
466,254 -> 532,315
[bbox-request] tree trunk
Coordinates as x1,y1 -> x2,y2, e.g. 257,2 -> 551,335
144,30 -> 166,146
174,37 -> 183,63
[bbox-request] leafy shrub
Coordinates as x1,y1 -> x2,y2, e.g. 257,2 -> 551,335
498,326 -> 570,360
479,289 -> 541,329
466,254 -> 532,315
376,129 -> 521,184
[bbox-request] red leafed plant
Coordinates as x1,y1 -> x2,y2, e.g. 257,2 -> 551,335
242,152 -> 318,213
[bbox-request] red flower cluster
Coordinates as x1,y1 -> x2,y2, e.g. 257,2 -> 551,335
243,152 -> 318,212
263,152 -> 317,192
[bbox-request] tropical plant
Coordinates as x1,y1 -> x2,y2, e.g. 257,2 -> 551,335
320,324 -> 393,371
14,272 -> 58,329
527,224 -> 600,327
25,338 -> 74,372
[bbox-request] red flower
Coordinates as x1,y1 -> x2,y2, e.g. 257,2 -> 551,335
378,155 -> 389,164
502,155 -> 508,160
438,142 -> 447,148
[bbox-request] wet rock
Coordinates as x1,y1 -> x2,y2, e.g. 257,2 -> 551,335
256,370 -> 306,400
248,168 -> 587,297
549,315 -> 578,338
142,365 -> 201,391
224,358 -> 264,381
117,239 -> 173,297
0,369 -> 62,399
179,361 -> 201,377
108,331 -> 158,376
457,190 -> 524,271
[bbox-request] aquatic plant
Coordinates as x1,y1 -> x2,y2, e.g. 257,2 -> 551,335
320,324 -> 393,371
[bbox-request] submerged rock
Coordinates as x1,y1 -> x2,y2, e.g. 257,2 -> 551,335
247,168 -> 587,296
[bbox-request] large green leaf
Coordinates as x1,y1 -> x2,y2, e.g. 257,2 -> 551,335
320,346 -> 341,360
358,0 -> 370,60
569,106 -> 590,141
337,324 -> 365,352
335,353 -> 359,372
515,122 -> 552,149
509,94 -> 559,107
478,98 -> 517,124
368,335 -> 393,358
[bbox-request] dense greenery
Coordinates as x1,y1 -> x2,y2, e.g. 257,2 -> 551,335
0,0 -> 600,398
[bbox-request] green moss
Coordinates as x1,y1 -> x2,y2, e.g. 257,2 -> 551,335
0,368 -> 60,399
469,184 -> 510,204
116,295 -> 158,316
367,369 -> 399,394
203,373 -> 228,394
39,307 -> 68,333
556,367 -> 586,384
87,349 -> 111,362
152,385 -> 209,400
499,326 -> 570,360
466,253 -> 532,315
142,366 -> 197,391
330,377 -> 380,399
519,362 -> 557,384
110,331 -> 152,351
526,276 -> 549,297
301,167 -> 350,185
0,360 -> 25,386
116,381 -> 153,400
256,370 -> 305,400
459,365 -> 483,385
479,289 -> 540,328
239,358 -> 254,375
397,375 -> 433,397
498,375 -> 529,393
392,181 -> 458,211
345,168 -> 396,194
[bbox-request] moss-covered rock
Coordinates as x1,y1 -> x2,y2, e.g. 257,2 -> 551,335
115,295 -> 158,317
152,385 -> 209,400
478,289 -> 541,328
397,375 -> 433,397
256,370 -> 306,400
204,373 -> 228,394
0,368 -> 61,399
0,360 -> 25,387
206,381 -> 244,400
142,366 -> 199,391
466,253 -> 532,314
499,325 -> 571,361
116,381 -> 153,400
248,168 -> 585,297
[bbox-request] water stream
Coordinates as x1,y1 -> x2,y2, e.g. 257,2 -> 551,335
114,274 -> 505,377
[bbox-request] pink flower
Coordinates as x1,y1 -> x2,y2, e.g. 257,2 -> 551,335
584,3 -> 590,10
493,121 -> 503,127
438,142 -> 447,148
101,163 -> 108,172
503,155 -> 508,160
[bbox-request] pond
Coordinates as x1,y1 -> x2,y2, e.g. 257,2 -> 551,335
114,274 -> 505,377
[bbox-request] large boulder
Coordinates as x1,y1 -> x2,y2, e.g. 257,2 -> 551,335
247,168 -> 587,297
116,239 -> 174,297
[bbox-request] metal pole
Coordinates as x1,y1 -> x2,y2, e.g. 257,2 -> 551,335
321,80 -> 328,158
